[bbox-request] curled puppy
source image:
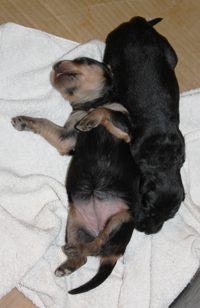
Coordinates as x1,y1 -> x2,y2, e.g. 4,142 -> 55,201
103,16 -> 185,234
11,57 -> 140,294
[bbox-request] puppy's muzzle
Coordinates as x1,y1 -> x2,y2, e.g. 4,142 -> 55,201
53,61 -> 63,72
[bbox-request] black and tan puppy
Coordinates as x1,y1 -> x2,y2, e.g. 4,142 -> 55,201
12,57 -> 140,294
102,16 -> 185,234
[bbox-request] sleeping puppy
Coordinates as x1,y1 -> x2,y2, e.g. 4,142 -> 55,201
12,57 -> 140,294
102,16 -> 185,234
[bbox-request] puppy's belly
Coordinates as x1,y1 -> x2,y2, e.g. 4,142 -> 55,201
73,198 -> 129,236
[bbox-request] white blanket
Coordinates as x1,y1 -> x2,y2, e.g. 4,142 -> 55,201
0,23 -> 200,308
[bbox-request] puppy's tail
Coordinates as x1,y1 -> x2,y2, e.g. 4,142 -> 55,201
68,256 -> 117,295
148,17 -> 163,26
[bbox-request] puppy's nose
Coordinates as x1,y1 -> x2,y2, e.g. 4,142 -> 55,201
53,61 -> 63,72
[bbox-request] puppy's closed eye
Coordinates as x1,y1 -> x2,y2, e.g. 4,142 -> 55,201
65,86 -> 77,96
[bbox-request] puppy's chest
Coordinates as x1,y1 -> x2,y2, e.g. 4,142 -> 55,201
73,198 -> 128,236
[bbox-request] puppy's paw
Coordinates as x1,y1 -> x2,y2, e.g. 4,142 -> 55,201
11,116 -> 38,133
76,115 -> 100,132
62,244 -> 81,258
55,266 -> 72,277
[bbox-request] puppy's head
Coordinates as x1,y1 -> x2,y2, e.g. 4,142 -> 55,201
135,167 -> 185,234
51,57 -> 112,106
133,128 -> 185,234
104,16 -> 177,72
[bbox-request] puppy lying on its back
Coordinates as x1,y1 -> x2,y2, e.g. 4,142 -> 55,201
12,57 -> 140,294
102,16 -> 185,234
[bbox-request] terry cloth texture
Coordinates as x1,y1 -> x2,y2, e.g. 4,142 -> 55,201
0,23 -> 200,308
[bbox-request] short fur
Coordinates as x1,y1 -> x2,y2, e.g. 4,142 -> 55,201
103,16 -> 185,234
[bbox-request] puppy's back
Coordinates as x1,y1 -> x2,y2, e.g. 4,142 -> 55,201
104,16 -> 179,127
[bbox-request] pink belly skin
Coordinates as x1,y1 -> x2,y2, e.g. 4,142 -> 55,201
73,198 -> 129,236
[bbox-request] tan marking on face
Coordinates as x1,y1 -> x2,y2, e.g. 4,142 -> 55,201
51,60 -> 106,105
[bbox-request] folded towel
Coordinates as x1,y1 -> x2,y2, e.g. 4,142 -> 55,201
0,23 -> 200,308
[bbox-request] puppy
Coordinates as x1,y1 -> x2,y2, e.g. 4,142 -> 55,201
101,16 -> 185,234
12,57 -> 140,294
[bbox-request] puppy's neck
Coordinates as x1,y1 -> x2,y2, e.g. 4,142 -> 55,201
71,93 -> 111,111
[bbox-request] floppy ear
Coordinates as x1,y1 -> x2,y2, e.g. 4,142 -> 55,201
148,18 -> 163,27
148,18 -> 178,69
162,39 -> 178,69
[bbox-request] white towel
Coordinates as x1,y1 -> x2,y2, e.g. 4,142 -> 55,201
0,23 -> 200,308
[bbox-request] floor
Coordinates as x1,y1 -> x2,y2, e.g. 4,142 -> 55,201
170,268 -> 200,308
0,1 -> 199,307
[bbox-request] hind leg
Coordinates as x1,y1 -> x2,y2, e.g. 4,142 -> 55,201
99,215 -> 134,257
55,255 -> 87,277
72,209 -> 134,258
67,211 -> 134,294
55,204 -> 95,277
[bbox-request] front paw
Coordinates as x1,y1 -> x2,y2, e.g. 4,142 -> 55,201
75,115 -> 100,132
11,116 -> 38,133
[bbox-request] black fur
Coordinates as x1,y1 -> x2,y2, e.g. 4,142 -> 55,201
68,260 -> 116,295
68,120 -> 139,205
67,125 -> 138,204
104,16 -> 185,234
67,120 -> 140,293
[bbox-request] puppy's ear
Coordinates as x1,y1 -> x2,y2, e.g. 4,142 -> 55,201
148,18 -> 163,27
147,18 -> 178,69
162,39 -> 178,69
